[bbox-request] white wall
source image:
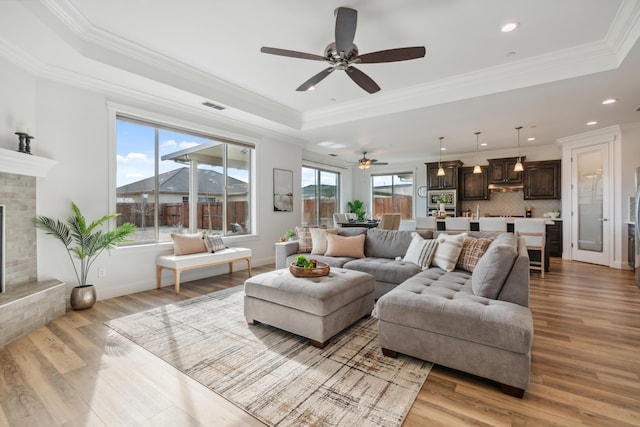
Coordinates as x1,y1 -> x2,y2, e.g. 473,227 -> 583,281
29,78 -> 302,300
0,58 -> 36,150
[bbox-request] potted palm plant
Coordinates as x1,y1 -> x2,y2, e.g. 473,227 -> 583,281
35,202 -> 137,310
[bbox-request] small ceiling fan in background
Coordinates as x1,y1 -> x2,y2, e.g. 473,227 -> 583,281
357,152 -> 388,169
260,7 -> 426,93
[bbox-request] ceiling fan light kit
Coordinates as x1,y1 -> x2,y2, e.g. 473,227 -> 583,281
260,7 -> 426,93
514,126 -> 524,172
358,151 -> 388,169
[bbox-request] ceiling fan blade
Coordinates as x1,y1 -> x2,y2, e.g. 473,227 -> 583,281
354,46 -> 426,64
345,66 -> 381,94
371,162 -> 389,166
296,67 -> 335,91
335,7 -> 357,55
260,47 -> 326,61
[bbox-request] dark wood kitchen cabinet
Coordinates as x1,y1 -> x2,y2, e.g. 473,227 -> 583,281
524,160 -> 561,200
488,157 -> 525,184
426,160 -> 463,190
458,166 -> 489,200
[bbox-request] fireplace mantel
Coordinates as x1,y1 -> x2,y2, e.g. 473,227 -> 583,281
0,147 -> 56,177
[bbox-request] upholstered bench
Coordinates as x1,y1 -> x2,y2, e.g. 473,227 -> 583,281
157,247 -> 252,294
243,268 -> 375,348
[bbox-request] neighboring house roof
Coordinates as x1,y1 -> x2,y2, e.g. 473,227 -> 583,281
117,167 -> 248,195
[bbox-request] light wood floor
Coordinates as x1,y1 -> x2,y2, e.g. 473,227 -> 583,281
1,259 -> 638,426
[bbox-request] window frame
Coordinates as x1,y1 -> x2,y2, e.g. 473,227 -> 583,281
108,103 -> 258,245
370,172 -> 414,220
301,165 -> 340,227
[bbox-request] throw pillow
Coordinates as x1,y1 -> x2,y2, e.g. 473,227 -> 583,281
325,233 -> 366,258
295,226 -> 313,253
432,233 -> 467,272
171,233 -> 207,256
471,243 -> 518,299
403,232 -> 438,269
203,234 -> 225,252
456,236 -> 495,272
310,228 -> 339,255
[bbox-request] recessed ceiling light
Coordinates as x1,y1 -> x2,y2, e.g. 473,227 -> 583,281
480,143 -> 487,146
527,137 -> 535,141
586,121 -> 598,126
441,147 -> 446,151
501,22 -> 519,33
602,98 -> 617,105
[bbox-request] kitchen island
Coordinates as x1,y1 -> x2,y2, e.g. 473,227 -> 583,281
433,217 -> 562,271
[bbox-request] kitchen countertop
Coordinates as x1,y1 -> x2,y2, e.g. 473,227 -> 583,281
435,217 -> 559,224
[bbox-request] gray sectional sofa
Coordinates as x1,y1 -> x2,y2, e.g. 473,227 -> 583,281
274,227 -> 534,397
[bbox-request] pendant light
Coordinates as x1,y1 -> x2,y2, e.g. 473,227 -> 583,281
437,137 -> 445,176
473,132 -> 482,174
513,126 -> 524,172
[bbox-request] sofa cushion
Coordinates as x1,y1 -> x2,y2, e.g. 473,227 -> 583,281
325,233 -> 366,258
310,228 -> 339,255
471,240 -> 518,299
344,257 -> 422,285
403,233 -> 438,269
456,236 -> 495,272
171,233 -> 207,256
364,229 -> 433,259
433,233 -> 467,272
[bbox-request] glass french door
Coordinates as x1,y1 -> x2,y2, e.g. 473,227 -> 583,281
571,143 -> 611,265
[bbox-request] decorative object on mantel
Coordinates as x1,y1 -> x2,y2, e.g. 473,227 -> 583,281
437,136 -> 445,176
34,202 -> 137,310
514,126 -> 524,172
473,132 -> 482,174
14,131 -> 34,155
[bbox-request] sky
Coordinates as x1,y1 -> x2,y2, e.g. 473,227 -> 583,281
116,120 -> 249,187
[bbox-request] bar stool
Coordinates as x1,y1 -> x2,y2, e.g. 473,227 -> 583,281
444,217 -> 471,233
514,219 -> 546,278
479,217 -> 508,232
415,216 -> 437,231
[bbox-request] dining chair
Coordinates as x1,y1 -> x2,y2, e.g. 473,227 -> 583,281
514,219 -> 546,278
444,217 -> 471,233
415,216 -> 437,232
378,213 -> 400,230
333,213 -> 348,228
479,217 -> 508,232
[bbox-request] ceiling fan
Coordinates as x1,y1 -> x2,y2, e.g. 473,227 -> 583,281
260,7 -> 426,94
358,152 -> 388,169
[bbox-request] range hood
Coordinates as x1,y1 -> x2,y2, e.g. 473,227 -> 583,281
488,183 -> 524,192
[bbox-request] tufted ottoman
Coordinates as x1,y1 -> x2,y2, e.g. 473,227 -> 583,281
244,268 -> 375,348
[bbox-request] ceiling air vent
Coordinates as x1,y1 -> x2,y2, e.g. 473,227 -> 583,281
202,101 -> 226,111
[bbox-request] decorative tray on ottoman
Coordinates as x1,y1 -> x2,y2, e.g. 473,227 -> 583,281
289,261 -> 331,277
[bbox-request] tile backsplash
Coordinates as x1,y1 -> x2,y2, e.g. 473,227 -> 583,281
460,192 -> 561,218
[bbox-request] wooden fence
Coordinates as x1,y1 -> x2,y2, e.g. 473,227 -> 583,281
117,201 -> 248,230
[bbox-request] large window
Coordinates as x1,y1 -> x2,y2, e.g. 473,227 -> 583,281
371,173 -> 414,220
301,166 -> 339,227
116,116 -> 253,243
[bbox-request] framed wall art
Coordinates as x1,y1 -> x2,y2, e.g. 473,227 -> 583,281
273,168 -> 293,212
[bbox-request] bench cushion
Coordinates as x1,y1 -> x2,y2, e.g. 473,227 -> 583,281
157,247 -> 251,269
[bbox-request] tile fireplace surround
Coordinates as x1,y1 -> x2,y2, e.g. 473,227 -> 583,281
0,148 -> 63,348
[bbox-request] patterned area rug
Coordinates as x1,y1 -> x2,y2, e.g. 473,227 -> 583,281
106,287 -> 432,427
